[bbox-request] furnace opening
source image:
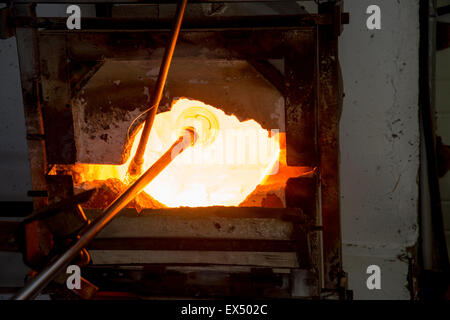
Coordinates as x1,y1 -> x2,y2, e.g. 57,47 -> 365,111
50,98 -> 311,210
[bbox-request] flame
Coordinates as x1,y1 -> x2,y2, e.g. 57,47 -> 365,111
53,98 -> 313,208
134,98 -> 280,207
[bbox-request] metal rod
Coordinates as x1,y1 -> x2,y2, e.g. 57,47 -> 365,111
12,129 -> 196,300
128,0 -> 188,177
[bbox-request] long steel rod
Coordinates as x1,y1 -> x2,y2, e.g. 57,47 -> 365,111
128,0 -> 188,176
12,129 -> 196,300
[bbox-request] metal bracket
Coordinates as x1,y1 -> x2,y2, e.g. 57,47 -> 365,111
0,7 -> 14,39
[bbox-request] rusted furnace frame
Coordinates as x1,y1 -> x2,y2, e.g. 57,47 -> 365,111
128,0 -> 188,176
11,2 -> 346,297
12,129 -> 196,300
318,2 -> 344,293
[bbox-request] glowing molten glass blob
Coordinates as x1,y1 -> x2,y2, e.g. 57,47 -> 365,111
132,98 -> 281,207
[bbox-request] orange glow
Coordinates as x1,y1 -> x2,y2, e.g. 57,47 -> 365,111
137,98 -> 281,207
58,98 -> 286,207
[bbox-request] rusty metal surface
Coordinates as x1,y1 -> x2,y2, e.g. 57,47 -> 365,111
84,206 -> 313,273
14,4 -> 51,269
64,31 -> 287,61
44,175 -> 89,238
84,207 -> 305,240
285,174 -> 322,283
0,7 -> 14,39
437,22 -> 450,51
12,2 -> 345,296
284,29 -> 318,167
46,175 -> 74,202
318,2 -> 343,290
12,133 -> 195,300
90,206 -> 309,222
89,250 -> 301,267
60,28 -> 317,165
13,189 -> 93,267
39,33 -> 77,164
88,237 -> 299,252
285,176 -> 319,270
285,176 -> 318,219
13,14 -> 343,31
69,61 -> 104,98
22,189 -> 95,225
248,59 -> 285,95
10,0 -> 315,2
82,265 -> 306,299
14,4 -> 48,209
0,221 -> 21,252
52,273 -> 99,300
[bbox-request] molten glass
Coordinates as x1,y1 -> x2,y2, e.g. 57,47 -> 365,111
54,98 -> 298,208
135,98 -> 280,207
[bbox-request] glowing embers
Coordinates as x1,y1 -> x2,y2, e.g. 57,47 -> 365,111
135,98 -> 280,207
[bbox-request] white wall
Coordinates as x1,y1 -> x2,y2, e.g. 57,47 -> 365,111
339,0 -> 420,299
